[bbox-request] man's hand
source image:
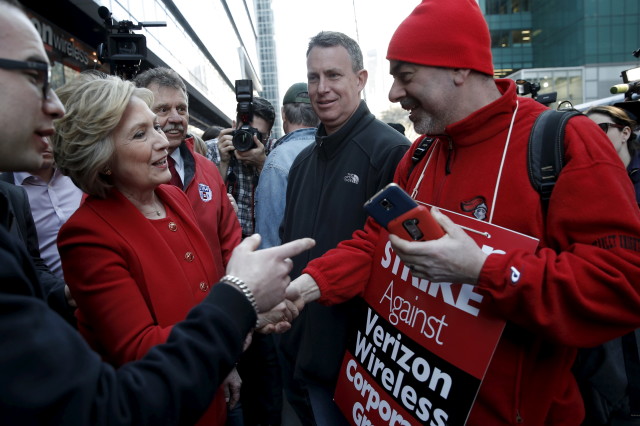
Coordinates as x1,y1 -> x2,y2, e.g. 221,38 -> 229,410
216,127 -> 236,164
256,299 -> 299,334
388,207 -> 488,284
226,234 -> 315,313
64,284 -> 77,308
285,273 -> 321,311
222,367 -> 242,409
227,193 -> 239,214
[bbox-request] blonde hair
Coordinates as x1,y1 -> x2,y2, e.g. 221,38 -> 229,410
53,75 -> 153,198
191,133 -> 208,156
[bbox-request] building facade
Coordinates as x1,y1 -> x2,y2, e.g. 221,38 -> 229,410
20,0 -> 271,135
255,0 -> 282,138
479,0 -> 640,107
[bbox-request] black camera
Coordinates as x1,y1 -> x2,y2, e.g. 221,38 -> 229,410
96,6 -> 166,79
609,48 -> 640,101
516,79 -> 557,105
231,79 -> 262,152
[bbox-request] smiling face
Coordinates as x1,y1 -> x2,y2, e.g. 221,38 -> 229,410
40,137 -> 54,169
147,83 -> 189,152
306,45 -> 367,135
110,96 -> 171,195
388,61 -> 459,135
0,4 -> 65,172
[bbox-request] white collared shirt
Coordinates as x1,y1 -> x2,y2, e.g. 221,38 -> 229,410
170,148 -> 185,184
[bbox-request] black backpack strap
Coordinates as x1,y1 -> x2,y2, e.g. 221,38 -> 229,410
406,136 -> 436,180
623,331 -> 640,416
527,109 -> 581,211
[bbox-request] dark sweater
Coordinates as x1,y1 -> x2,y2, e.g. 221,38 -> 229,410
280,100 -> 410,386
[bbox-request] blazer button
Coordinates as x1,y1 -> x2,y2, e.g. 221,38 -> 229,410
184,252 -> 194,262
199,282 -> 210,292
168,222 -> 177,231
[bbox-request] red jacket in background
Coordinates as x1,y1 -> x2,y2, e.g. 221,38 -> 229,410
305,79 -> 640,425
182,136 -> 241,277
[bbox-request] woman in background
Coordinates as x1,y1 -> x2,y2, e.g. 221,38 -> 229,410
586,105 -> 639,206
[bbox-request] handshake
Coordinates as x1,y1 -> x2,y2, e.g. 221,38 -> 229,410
224,234 -> 321,334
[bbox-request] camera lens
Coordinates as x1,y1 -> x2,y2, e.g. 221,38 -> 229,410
232,127 -> 258,152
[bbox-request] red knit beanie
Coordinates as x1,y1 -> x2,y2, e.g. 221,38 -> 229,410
387,0 -> 494,76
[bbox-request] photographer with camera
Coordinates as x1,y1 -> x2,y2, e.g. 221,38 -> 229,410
206,88 -> 275,238
205,84 -> 278,426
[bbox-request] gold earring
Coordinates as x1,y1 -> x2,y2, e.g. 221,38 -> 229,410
104,168 -> 112,176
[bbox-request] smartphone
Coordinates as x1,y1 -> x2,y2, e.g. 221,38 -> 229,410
364,183 -> 445,241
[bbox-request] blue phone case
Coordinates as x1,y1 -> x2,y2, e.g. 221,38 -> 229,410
363,183 -> 419,228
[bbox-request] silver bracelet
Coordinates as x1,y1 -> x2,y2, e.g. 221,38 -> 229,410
221,275 -> 260,325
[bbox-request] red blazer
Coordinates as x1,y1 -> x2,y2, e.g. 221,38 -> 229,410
59,185 -> 226,425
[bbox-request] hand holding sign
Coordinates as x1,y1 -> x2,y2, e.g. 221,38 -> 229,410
388,207 -> 488,285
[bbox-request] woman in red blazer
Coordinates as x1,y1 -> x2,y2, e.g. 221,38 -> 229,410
53,74 -> 233,425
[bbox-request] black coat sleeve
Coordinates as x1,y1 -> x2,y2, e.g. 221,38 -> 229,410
0,181 -> 75,324
0,226 -> 255,426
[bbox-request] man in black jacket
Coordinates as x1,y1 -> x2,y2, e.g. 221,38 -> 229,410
0,179 -> 76,325
0,1 -> 313,424
279,31 -> 410,425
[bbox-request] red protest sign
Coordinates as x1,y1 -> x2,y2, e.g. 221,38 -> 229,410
335,207 -> 539,425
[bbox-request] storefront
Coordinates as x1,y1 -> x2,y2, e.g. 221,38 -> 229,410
27,9 -> 104,90
20,0 -> 232,132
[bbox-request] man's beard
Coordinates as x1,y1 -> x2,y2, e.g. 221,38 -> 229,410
412,110 -> 438,135
401,96 -> 443,135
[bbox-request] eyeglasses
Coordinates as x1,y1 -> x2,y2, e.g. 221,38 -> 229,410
0,58 -> 51,100
597,122 -> 625,133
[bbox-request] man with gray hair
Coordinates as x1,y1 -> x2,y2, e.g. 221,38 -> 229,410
255,82 -> 319,249
279,31 -> 410,425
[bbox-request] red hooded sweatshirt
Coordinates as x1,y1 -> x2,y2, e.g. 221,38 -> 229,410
304,79 -> 640,425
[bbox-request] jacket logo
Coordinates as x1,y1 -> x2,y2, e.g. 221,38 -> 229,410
510,266 -> 521,284
198,183 -> 212,202
344,173 -> 360,184
461,196 -> 488,221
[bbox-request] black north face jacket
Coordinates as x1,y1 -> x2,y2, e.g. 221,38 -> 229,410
280,100 -> 410,388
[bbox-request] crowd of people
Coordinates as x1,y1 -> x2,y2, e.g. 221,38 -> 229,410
1,0 -> 640,425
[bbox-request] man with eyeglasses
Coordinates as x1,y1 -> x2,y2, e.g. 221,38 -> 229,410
206,96 -> 275,239
0,1 -> 315,424
0,21 -> 78,325
0,55 -> 55,168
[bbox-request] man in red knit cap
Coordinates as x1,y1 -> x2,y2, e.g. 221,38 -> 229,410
286,0 -> 640,424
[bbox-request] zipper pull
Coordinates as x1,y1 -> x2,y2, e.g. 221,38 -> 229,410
445,138 -> 453,174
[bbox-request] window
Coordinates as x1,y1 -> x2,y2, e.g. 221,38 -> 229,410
486,0 -> 529,14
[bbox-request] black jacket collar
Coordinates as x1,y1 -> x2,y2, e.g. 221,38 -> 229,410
314,101 -> 374,160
